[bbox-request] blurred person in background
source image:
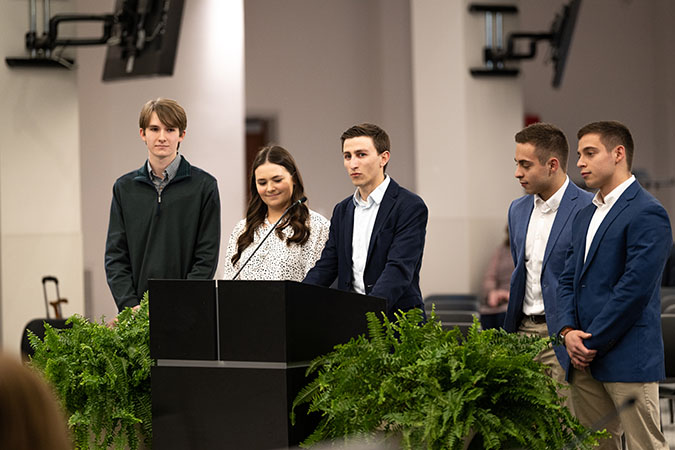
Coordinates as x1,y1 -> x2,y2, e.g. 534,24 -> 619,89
0,353 -> 72,450
479,225 -> 513,330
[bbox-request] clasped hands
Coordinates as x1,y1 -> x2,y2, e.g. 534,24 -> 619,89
565,329 -> 597,371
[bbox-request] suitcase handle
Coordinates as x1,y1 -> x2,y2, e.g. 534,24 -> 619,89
42,276 -> 62,318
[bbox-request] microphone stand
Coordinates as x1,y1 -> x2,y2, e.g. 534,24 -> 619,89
231,196 -> 307,280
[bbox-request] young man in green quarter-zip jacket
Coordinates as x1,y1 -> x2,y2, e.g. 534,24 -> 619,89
105,98 -> 221,311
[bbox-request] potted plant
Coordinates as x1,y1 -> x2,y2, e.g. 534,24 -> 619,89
292,309 -> 606,449
29,295 -> 152,450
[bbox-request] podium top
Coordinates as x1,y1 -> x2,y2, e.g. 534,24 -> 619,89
149,279 -> 386,363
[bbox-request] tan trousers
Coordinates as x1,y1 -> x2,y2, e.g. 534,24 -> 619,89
517,318 -> 573,413
570,366 -> 667,450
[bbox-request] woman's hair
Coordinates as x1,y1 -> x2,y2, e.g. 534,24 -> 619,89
231,145 -> 310,266
0,354 -> 72,450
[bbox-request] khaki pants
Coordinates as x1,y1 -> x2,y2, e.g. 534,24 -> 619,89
517,318 -> 573,413
570,366 -> 667,450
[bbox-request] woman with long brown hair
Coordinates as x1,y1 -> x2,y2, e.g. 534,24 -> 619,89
224,146 -> 330,280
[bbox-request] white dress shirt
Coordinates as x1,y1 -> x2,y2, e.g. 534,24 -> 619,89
584,175 -> 636,262
351,175 -> 391,294
523,176 -> 569,316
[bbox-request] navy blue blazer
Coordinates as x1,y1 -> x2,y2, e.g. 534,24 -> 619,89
303,178 -> 428,319
504,181 -> 592,372
557,181 -> 672,382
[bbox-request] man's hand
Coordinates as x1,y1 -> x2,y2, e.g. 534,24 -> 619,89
106,304 -> 142,328
565,329 -> 597,370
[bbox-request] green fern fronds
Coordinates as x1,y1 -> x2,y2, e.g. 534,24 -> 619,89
292,311 -> 607,449
29,293 -> 153,449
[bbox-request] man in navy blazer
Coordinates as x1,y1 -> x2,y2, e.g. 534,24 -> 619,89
558,121 -> 672,449
303,123 -> 428,320
503,123 -> 592,408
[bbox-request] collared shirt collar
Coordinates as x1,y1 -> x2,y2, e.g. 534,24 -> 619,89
533,176 -> 569,214
592,175 -> 636,208
353,175 -> 390,209
147,153 -> 182,182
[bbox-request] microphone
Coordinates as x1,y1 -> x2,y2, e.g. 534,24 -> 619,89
231,196 -> 307,280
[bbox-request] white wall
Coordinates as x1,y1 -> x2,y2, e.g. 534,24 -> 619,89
2,0 -> 673,338
411,0 -> 523,296
244,0 -> 415,222
520,0 -> 675,220
0,0 -> 84,353
78,0 -> 245,321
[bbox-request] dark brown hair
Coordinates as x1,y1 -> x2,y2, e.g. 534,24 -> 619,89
0,354 -> 72,450
340,123 -> 390,172
515,122 -> 569,171
577,121 -> 634,170
232,146 -> 310,266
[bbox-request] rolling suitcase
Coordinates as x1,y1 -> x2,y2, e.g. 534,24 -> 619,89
20,276 -> 72,360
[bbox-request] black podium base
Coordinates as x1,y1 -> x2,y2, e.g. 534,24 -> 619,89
152,364 -> 318,450
149,280 -> 385,449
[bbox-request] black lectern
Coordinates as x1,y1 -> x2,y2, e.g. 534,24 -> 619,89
149,280 -> 386,450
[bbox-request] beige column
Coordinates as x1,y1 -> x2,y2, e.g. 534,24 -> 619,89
0,0 -> 84,353
411,0 -> 523,297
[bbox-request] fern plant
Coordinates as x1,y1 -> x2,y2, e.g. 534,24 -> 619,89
292,309 -> 606,449
29,294 -> 152,450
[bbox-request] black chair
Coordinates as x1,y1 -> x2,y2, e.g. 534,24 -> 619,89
433,310 -> 478,324
424,294 -> 478,313
661,294 -> 675,313
425,294 -> 477,303
423,295 -> 481,337
425,299 -> 478,312
440,322 -> 473,336
659,313 -> 675,423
